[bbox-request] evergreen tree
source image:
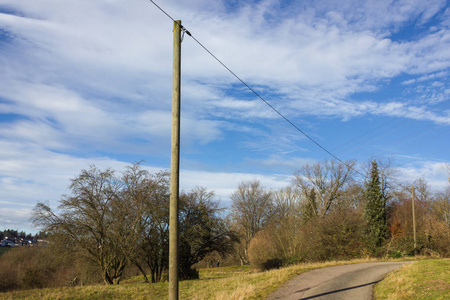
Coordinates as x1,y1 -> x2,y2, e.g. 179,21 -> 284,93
363,161 -> 387,255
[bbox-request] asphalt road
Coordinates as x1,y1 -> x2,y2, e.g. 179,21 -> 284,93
266,261 -> 414,300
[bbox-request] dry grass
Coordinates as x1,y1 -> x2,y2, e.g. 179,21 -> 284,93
0,248 -> 11,257
374,259 -> 450,300
0,258 -> 428,300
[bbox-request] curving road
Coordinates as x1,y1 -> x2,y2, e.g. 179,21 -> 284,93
266,261 -> 414,300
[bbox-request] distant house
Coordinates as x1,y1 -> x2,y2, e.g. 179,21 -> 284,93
0,239 -> 15,247
36,239 -> 49,247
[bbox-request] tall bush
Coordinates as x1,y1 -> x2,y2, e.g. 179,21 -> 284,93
247,229 -> 280,270
299,210 -> 365,261
0,245 -> 101,292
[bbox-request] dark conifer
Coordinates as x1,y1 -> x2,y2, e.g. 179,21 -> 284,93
364,161 -> 387,255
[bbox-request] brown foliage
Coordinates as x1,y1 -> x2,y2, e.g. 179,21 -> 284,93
247,229 -> 280,270
0,247 -> 63,291
386,190 -> 450,257
247,209 -> 365,268
387,195 -> 429,253
388,218 -> 405,238
424,217 -> 450,256
0,257 -> 19,292
231,180 -> 274,264
0,244 -> 103,292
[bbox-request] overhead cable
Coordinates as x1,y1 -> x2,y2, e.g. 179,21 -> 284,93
147,0 -> 363,175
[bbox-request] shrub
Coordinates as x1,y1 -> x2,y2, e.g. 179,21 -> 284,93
0,244 -> 103,292
386,197 -> 450,257
179,265 -> 199,280
22,268 -> 46,289
248,229 -> 281,270
0,256 -> 19,292
386,250 -> 414,259
424,218 -> 450,256
261,258 -> 283,270
0,247 -> 60,290
298,210 -> 365,261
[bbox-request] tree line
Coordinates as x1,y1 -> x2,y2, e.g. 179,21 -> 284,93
0,230 -> 47,241
236,160 -> 449,269
1,159 -> 449,291
31,164 -> 236,284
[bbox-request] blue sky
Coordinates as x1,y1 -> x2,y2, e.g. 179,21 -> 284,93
0,0 -> 449,232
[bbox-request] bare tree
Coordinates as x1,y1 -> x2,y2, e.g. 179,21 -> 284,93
412,178 -> 434,202
271,186 -> 303,259
436,164 -> 450,226
179,187 -> 237,279
131,177 -> 237,282
294,160 -> 355,218
33,164 -> 238,283
33,166 -> 135,285
133,170 -> 170,283
231,180 -> 274,264
336,183 -> 364,211
273,186 -> 302,220
433,188 -> 450,227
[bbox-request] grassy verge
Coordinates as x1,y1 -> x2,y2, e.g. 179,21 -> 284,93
0,259 -> 372,300
0,258 -> 437,300
374,259 -> 450,300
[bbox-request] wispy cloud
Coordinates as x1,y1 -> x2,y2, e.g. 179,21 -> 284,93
0,139 -> 291,231
1,0 -> 449,135
0,0 -> 449,231
397,160 -> 449,190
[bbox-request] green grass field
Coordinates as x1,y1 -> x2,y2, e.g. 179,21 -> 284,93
374,259 -> 450,300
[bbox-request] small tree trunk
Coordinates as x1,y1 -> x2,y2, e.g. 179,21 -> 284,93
134,262 -> 149,283
103,272 -> 113,285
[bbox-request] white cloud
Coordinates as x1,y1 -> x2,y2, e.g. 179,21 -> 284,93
0,139 -> 291,231
180,169 -> 291,204
402,71 -> 448,85
0,0 -> 449,231
397,160 -> 449,190
0,207 -> 32,232
252,155 -> 313,173
308,0 -> 447,32
1,0 -> 449,126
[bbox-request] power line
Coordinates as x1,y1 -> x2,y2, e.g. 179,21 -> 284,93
397,127 -> 450,151
327,99 -> 450,160
146,0 -> 355,170
315,118 -> 400,161
378,101 -> 450,151
148,0 -> 176,22
335,118 -> 415,158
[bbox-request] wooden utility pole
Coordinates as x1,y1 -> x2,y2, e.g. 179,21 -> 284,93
169,20 -> 182,300
411,185 -> 417,252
